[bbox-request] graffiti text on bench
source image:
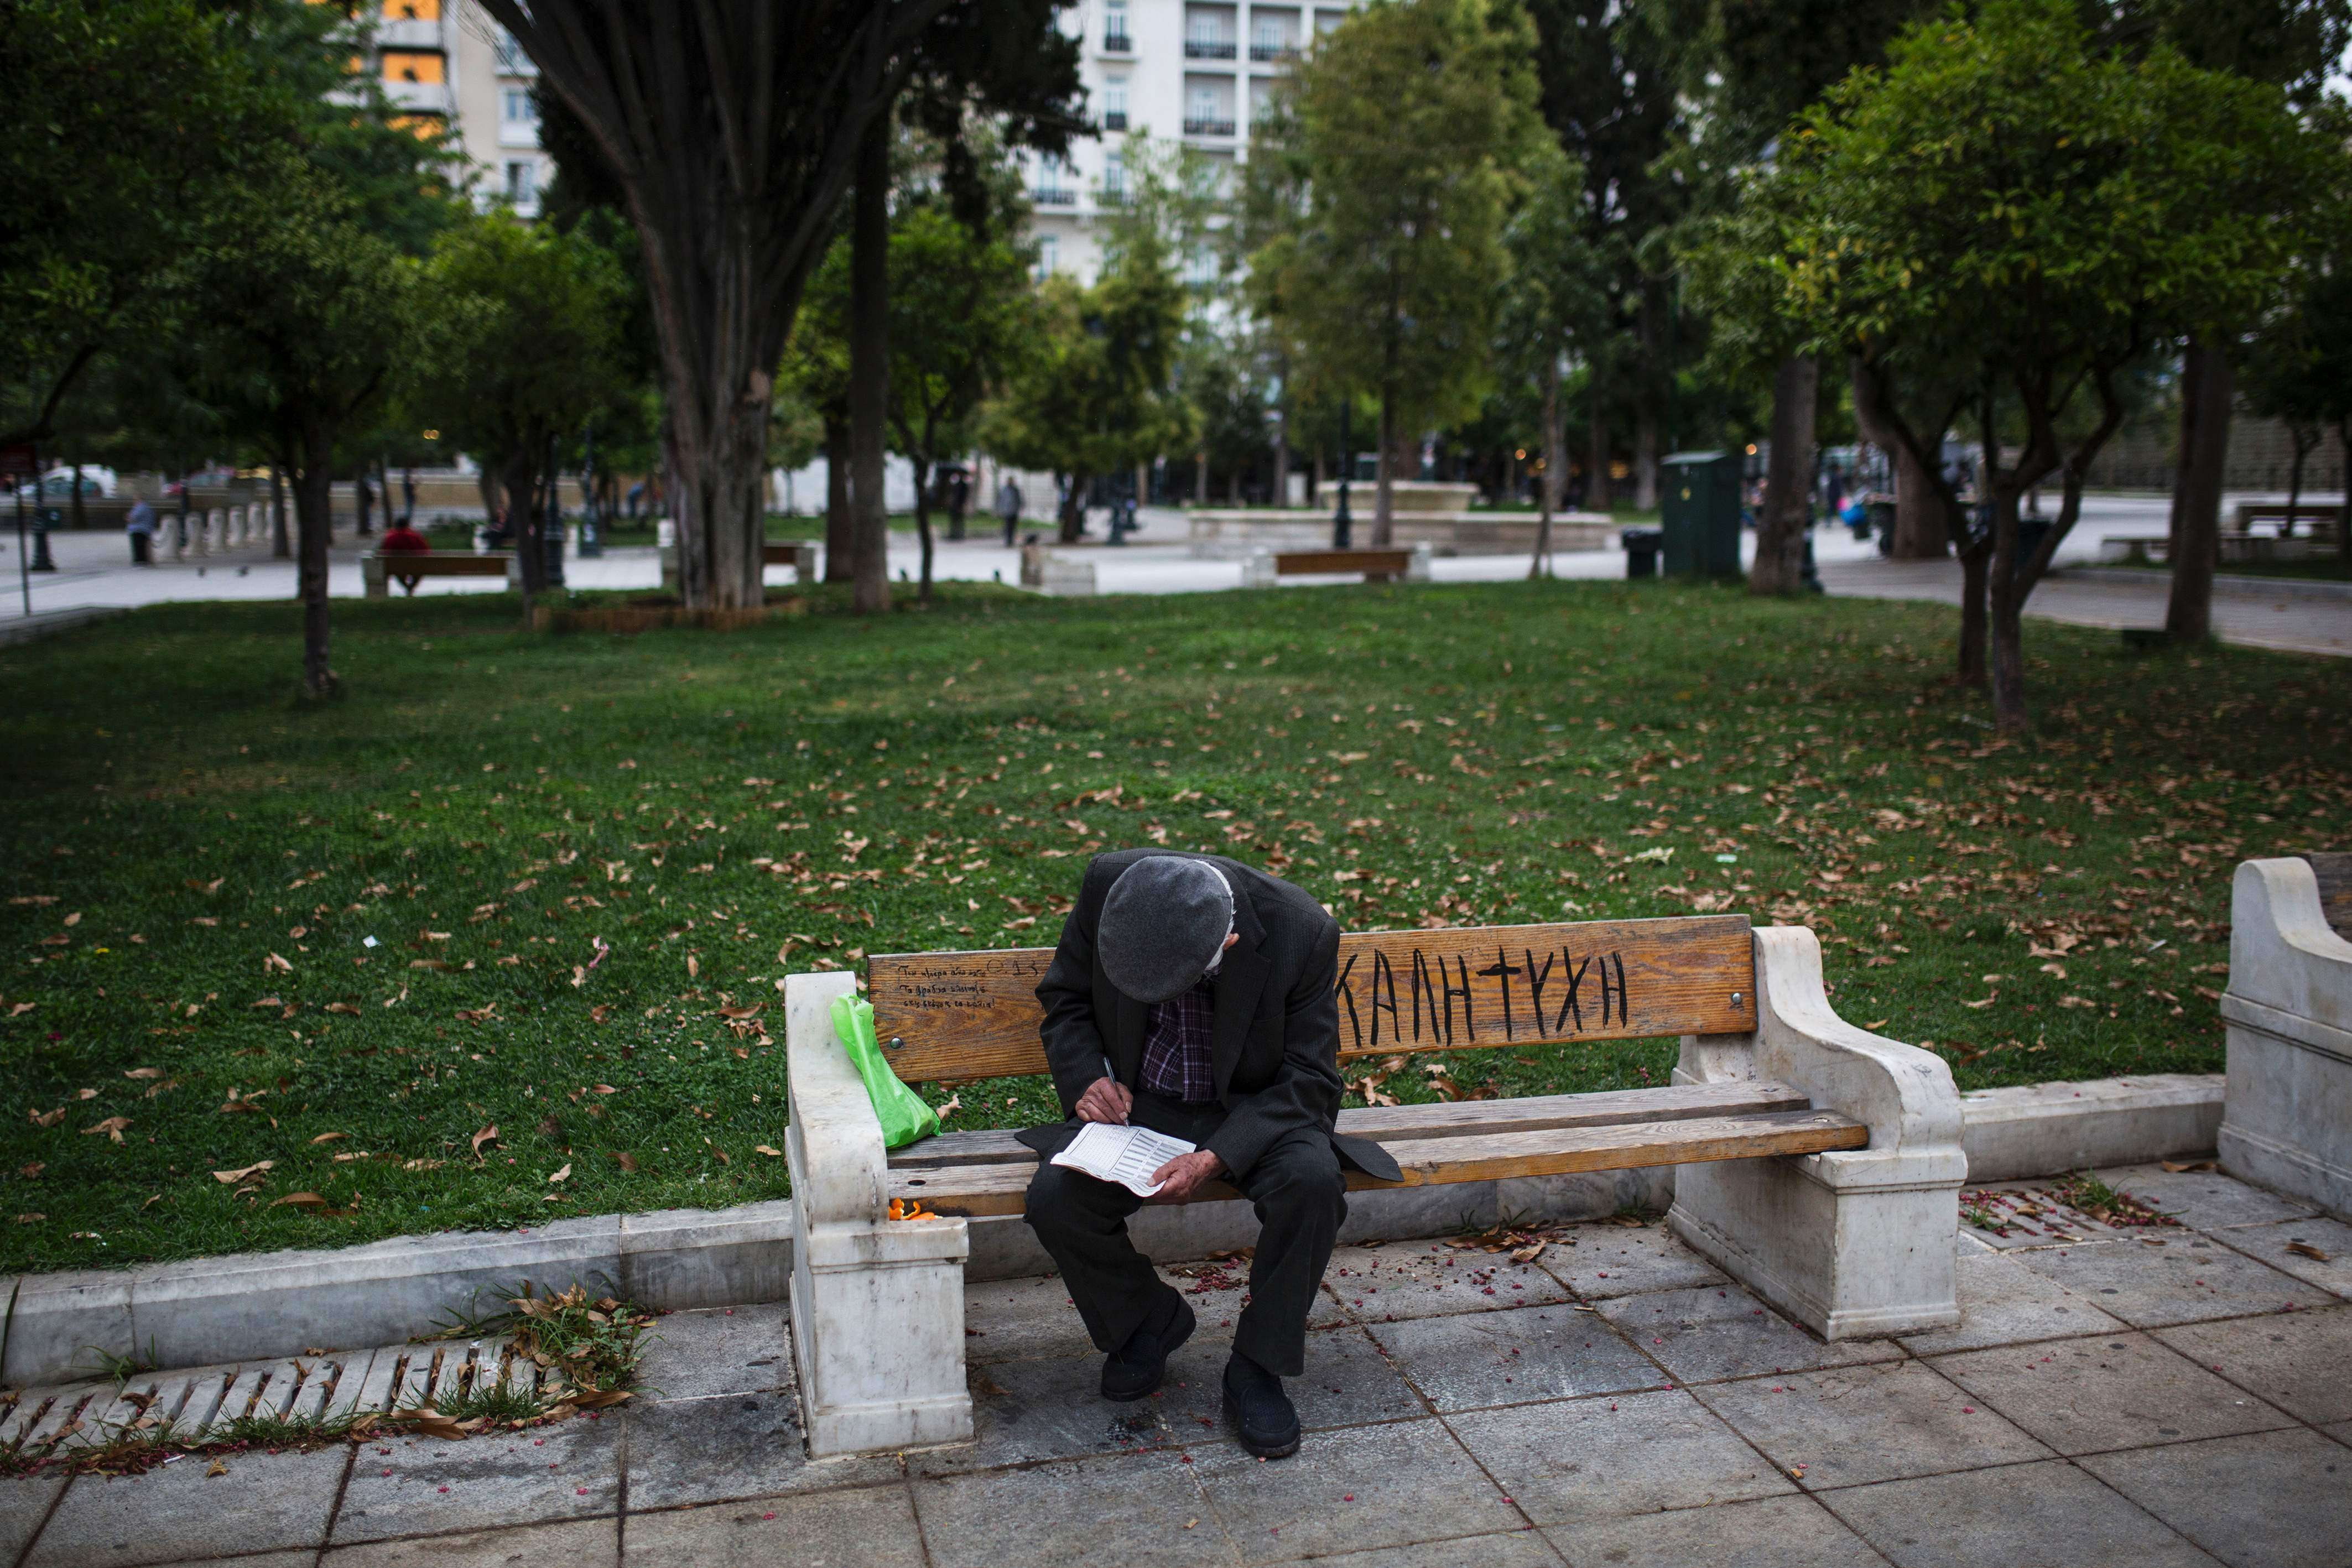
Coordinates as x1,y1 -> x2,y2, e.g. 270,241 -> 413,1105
1333,945 -> 1631,1053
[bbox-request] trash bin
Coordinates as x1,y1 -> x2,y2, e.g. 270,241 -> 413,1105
1622,526 -> 1663,579
1659,451 -> 1744,578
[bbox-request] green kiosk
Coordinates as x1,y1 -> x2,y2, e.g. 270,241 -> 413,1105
1660,450 -> 1744,578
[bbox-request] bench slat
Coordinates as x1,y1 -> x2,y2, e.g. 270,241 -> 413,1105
871,915 -> 1756,1086
1274,550 -> 1411,577
887,1080 -> 1817,1170
383,555 -> 510,576
888,1107 -> 1867,1217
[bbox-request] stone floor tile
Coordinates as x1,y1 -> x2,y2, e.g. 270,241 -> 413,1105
1699,1359 -> 2049,1490
1190,1417 -> 1519,1563
117,1556 -> 315,1568
625,1482 -> 923,1568
1448,1388 -> 1796,1525
1153,1325 -> 1425,1437
1366,1303 -> 1661,1413
25,1446 -> 347,1568
1953,1184 -> 2137,1252
632,1303 -> 790,1403
1167,1258 -> 1353,1342
914,1450 -> 1231,1568
624,1390 -> 901,1508
1895,1250 -> 2128,1356
1272,1529 -> 1564,1568
1321,1241 -> 1572,1323
2203,1216 -> 2352,1299
1534,1221 -> 1727,1301
323,1515 -> 620,1567
1595,1286 -> 1901,1386
2081,1428 -> 2352,1568
2090,1164 -> 2319,1231
2154,1306 -> 2352,1426
911,1352 -> 1172,1477
1928,1332 -> 2288,1456
2327,1420 -> 2352,1446
1,1475 -> 66,1565
331,1409 -> 622,1545
2008,1236 -> 2334,1328
1821,1460 -> 2220,1568
962,1275 -> 1101,1363
1546,1492 -> 1890,1568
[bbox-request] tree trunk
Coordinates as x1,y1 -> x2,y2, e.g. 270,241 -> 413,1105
1531,356 -> 1560,579
1751,353 -> 1818,596
1194,452 -> 1208,504
270,468 -> 290,559
1633,405 -> 1659,512
1890,441 -> 1945,558
912,453 -> 935,602
1955,538 -> 1990,687
1060,472 -> 1089,543
2166,331 -> 2232,644
1586,377 -> 1611,512
651,314 -> 768,616
2285,429 -> 2311,538
1985,480 -> 2028,732
70,461 -> 86,532
503,447 -> 545,601
848,117 -> 892,616
1272,403 -> 1289,508
293,428 -> 338,700
1311,447 -> 1324,508
356,468 -> 373,536
1372,388 -> 1396,546
823,413 -> 853,584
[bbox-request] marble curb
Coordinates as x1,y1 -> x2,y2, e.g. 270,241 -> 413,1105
2056,566 -> 2352,601
0,1074 -> 2224,1388
0,605 -> 131,645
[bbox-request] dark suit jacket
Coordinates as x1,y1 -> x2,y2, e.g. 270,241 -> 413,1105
1016,850 -> 1403,1184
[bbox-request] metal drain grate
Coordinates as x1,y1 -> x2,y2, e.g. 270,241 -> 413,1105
0,1339 -> 566,1457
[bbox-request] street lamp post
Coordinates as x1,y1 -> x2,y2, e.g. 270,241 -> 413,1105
576,425 -> 603,558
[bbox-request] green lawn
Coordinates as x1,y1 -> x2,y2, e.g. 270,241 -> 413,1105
2,579 -> 2344,1275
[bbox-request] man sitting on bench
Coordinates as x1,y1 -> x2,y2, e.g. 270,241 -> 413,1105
1018,851 -> 1403,1459
377,515 -> 432,595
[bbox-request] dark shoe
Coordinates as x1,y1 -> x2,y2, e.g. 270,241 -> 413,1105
1101,1288 -> 1194,1402
1221,1350 -> 1301,1458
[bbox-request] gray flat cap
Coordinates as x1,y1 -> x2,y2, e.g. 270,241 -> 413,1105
1100,856 -> 1234,1004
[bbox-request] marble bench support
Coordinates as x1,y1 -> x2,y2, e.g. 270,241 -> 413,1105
1668,926 -> 1966,1340
2219,856 -> 2352,1217
784,971 -> 973,1458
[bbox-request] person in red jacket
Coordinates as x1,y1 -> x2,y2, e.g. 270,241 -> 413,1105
377,518 -> 431,595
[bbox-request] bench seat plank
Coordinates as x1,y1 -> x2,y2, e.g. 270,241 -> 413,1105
888,1106 -> 1869,1217
887,1080 -> 1819,1171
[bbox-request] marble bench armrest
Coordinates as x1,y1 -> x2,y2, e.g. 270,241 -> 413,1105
784,971 -> 888,1228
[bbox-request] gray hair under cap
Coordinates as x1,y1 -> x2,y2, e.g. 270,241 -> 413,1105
1099,856 -> 1235,1004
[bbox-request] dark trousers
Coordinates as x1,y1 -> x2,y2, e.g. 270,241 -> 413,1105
1024,1092 -> 1346,1378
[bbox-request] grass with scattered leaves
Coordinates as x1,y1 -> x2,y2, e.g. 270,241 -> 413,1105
1,576 -> 2344,1273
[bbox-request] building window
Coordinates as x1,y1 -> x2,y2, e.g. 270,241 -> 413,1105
1104,0 -> 1131,51
493,29 -> 527,72
1102,78 -> 1128,131
1036,235 -> 1060,279
504,159 -> 539,207
503,88 -> 538,124
1101,151 -> 1127,205
381,50 -> 444,84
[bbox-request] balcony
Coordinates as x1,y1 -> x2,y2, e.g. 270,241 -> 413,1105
1185,37 -> 1237,58
1249,40 -> 1298,61
1098,185 -> 1131,207
383,79 -> 453,115
1182,117 -> 1236,137
1102,29 -> 1132,51
375,17 -> 443,50
1102,110 -> 1128,131
1033,186 -> 1075,206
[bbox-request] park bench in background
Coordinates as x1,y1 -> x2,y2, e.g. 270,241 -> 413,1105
2220,853 -> 2352,1218
785,912 -> 1964,1456
361,550 -> 517,598
658,539 -> 816,593
1243,544 -> 1433,587
2231,502 -> 2343,538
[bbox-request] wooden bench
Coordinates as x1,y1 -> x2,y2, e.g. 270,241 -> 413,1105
2219,853 -> 2352,1218
1243,544 -> 1432,587
658,540 -> 816,592
784,913 -> 1964,1457
2232,502 -> 2343,538
362,550 -> 516,597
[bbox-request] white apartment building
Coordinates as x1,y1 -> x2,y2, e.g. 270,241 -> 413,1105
1028,0 -> 1361,284
361,1 -> 553,218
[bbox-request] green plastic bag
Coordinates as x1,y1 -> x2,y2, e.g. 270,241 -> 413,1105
831,994 -> 940,1150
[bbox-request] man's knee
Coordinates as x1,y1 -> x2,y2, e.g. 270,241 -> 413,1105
1026,1161 -> 1118,1236
1250,1138 -> 1346,1219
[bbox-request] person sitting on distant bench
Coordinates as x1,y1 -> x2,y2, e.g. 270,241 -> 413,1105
378,517 -> 432,595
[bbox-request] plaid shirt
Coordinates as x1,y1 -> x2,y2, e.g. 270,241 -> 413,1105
1139,977 -> 1217,1103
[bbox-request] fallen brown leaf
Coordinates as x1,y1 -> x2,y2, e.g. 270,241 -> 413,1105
27,1106 -> 66,1128
82,1116 -> 132,1143
212,1160 -> 275,1184
548,1163 -> 571,1184
268,1192 -> 331,1209
2286,1241 -> 2330,1262
754,1144 -> 782,1158
310,1132 -> 348,1145
471,1124 -> 499,1160
123,1067 -> 164,1080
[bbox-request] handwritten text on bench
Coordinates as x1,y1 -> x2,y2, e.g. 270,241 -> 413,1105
1335,945 -> 1630,1053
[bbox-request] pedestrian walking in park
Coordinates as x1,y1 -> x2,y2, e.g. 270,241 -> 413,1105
943,464 -> 971,540
997,476 -> 1023,546
1017,851 -> 1401,1461
125,496 -> 155,565
377,515 -> 431,594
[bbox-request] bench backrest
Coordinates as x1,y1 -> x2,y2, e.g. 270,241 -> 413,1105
1275,549 -> 1411,575
2308,852 -> 2352,939
868,914 -> 1756,1085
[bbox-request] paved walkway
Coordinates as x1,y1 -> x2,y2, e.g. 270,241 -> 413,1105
3,1163 -> 2346,1567
4,496 -> 2347,660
